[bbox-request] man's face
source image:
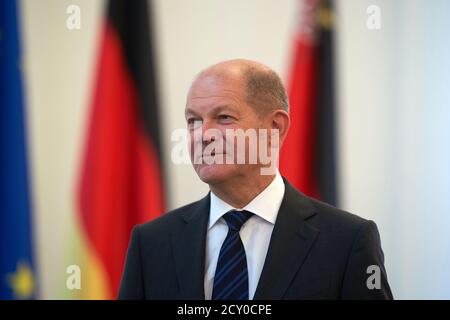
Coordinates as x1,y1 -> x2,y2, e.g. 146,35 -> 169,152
185,74 -> 267,185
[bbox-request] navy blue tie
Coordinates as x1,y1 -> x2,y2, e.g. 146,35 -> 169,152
212,210 -> 253,300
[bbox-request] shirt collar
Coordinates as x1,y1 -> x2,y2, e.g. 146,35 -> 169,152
208,170 -> 285,229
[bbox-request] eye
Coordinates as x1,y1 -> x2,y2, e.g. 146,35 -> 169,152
187,118 -> 202,128
218,114 -> 233,122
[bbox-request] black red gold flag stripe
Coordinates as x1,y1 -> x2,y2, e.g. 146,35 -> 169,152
78,0 -> 165,298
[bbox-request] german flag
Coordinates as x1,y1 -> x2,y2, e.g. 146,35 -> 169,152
280,0 -> 338,206
77,0 -> 165,299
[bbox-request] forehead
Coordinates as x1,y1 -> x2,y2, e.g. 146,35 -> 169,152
186,74 -> 246,110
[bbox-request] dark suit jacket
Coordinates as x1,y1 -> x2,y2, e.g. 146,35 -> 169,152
118,179 -> 393,300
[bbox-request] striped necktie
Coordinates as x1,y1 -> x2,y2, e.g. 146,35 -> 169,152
212,210 -> 253,300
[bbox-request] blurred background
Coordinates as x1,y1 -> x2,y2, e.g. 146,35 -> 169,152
1,0 -> 450,299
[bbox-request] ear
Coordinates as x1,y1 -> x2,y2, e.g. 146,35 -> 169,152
270,109 -> 290,147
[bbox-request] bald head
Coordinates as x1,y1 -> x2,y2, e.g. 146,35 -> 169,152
192,59 -> 289,116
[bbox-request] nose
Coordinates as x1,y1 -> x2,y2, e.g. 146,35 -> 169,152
201,120 -> 218,143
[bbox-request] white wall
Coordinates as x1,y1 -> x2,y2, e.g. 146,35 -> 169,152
21,0 -> 105,298
20,0 -> 450,299
336,0 -> 450,299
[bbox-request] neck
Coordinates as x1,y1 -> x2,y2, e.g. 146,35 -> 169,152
209,173 -> 276,208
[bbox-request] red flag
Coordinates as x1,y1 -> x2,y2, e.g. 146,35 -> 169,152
280,0 -> 337,205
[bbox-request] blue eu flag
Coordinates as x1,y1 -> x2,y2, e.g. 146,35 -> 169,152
1,0 -> 37,299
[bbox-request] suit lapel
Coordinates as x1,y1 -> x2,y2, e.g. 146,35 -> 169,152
171,194 -> 210,299
253,180 -> 320,299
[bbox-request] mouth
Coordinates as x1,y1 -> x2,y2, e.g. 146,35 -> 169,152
196,152 -> 226,163
202,152 -> 224,158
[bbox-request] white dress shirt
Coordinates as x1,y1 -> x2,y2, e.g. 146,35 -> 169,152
204,171 -> 285,300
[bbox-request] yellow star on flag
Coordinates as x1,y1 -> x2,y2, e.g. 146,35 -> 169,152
6,260 -> 35,299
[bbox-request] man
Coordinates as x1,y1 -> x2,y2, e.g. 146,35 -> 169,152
118,59 -> 393,300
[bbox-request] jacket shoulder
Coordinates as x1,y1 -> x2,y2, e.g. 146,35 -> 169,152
283,178 -> 370,231
137,195 -> 209,237
308,196 -> 369,230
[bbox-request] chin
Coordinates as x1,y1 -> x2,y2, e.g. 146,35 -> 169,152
195,164 -> 237,185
